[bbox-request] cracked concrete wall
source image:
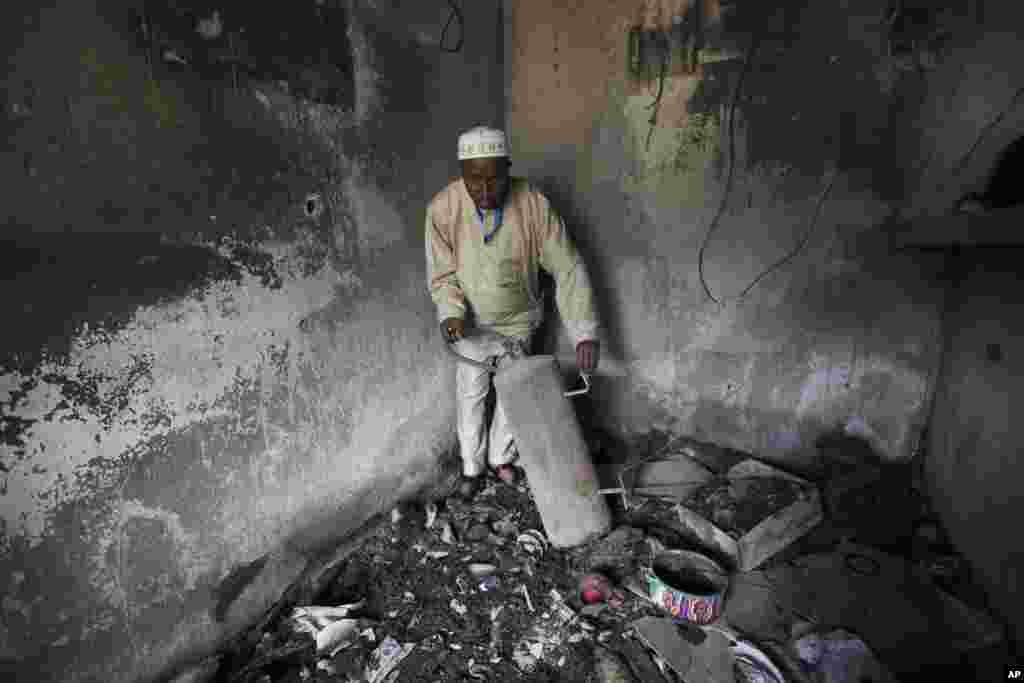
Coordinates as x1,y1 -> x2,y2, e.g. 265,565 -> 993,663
927,255 -> 1024,648
507,0 -> 950,468
0,0 -> 503,680
510,0 -> 1024,644
917,2 -> 1024,648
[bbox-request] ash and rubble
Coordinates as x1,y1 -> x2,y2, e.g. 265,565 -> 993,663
196,429 -> 1007,683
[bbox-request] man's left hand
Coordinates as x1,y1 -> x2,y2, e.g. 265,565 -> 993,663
576,340 -> 600,374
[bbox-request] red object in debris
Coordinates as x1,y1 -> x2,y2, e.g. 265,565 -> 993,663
580,573 -> 613,605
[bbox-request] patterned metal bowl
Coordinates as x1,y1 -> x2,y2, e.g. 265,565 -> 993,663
643,549 -> 730,625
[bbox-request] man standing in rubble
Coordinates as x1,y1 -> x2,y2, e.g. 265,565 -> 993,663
425,126 -> 601,500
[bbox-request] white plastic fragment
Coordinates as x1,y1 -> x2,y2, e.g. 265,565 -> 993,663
516,530 -> 548,555
513,649 -> 537,672
196,11 -> 223,40
468,563 -> 498,577
293,602 -> 365,628
365,638 -> 414,683
520,585 -> 535,613
315,618 -> 359,657
425,502 -> 438,529
162,49 -> 188,65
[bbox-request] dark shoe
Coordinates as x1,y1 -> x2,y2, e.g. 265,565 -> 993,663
457,476 -> 483,500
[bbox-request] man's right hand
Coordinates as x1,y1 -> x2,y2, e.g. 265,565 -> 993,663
440,318 -> 465,343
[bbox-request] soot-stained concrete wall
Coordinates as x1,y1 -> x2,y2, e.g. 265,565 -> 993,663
912,1 -> 1024,648
505,0 -> 975,467
926,252 -> 1024,648
0,1 -> 503,681
510,0 -> 1024,645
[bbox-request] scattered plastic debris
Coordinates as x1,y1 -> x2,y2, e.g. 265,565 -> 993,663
391,507 -> 403,524
490,605 -> 505,649
517,529 -> 548,555
512,642 -> 538,673
520,584 -> 535,613
314,618 -> 359,657
492,516 -> 519,537
467,660 -> 491,679
162,49 -> 189,65
212,430 -> 1009,683
796,629 -> 897,683
364,637 -> 414,683
196,10 -> 223,40
595,645 -> 636,683
291,602 -> 365,628
731,638 -> 788,683
549,589 -> 577,624
288,603 -> 366,653
468,563 -> 498,577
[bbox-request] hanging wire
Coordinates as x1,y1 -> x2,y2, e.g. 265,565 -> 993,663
951,85 -> 1024,177
440,0 -> 465,53
645,34 -> 671,152
697,27 -> 841,306
697,31 -> 760,306
736,166 -> 838,299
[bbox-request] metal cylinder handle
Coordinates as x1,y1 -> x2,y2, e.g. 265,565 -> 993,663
443,340 -> 589,397
564,372 -> 591,397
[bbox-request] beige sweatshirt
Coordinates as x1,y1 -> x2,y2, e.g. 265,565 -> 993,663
425,176 -> 599,347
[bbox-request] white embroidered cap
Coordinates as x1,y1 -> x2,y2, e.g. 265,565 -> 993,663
457,126 -> 508,160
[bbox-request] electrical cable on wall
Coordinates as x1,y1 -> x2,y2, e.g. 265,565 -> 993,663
440,0 -> 465,53
645,36 -> 670,151
697,29 -> 838,306
697,31 -> 759,306
737,167 -> 838,299
951,85 -> 1024,177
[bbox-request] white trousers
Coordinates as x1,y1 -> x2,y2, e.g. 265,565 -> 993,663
452,327 -> 532,477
